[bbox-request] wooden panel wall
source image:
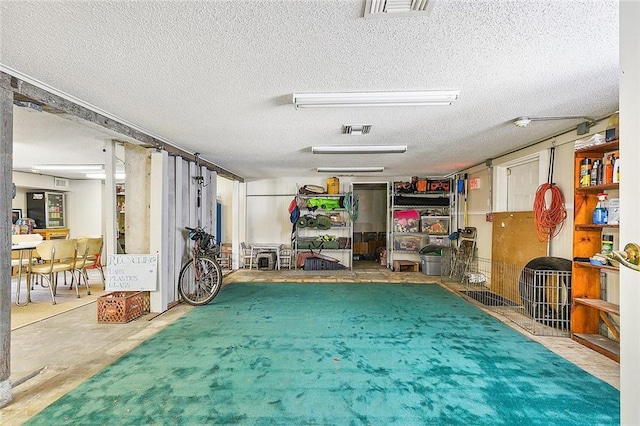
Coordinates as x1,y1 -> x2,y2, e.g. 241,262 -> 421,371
491,211 -> 547,301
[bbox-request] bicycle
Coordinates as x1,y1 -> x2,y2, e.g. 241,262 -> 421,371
178,226 -> 223,306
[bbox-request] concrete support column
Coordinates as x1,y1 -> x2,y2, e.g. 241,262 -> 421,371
0,68 -> 13,408
124,143 -> 150,254
103,140 -> 118,257
149,150 -> 169,313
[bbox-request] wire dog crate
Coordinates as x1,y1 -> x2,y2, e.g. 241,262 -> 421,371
442,255 -> 571,337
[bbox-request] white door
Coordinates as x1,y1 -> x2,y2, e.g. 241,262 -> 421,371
506,160 -> 539,212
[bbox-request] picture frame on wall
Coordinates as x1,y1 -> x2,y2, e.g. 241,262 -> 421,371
12,209 -> 22,224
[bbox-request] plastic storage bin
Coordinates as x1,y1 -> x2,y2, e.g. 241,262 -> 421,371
421,255 -> 442,276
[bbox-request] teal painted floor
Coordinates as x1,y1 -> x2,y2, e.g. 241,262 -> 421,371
26,282 -> 619,425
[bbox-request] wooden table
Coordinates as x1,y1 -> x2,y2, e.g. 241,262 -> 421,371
11,241 -> 41,306
32,228 -> 69,240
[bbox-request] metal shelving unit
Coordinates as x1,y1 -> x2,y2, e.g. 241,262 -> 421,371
292,190 -> 353,270
389,180 -> 452,270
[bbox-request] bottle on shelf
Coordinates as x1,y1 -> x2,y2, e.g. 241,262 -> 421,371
580,158 -> 592,187
604,154 -> 613,184
592,192 -> 609,225
601,235 -> 614,256
590,160 -> 599,186
612,156 -> 620,183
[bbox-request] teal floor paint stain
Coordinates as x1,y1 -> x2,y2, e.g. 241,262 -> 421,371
26,283 -> 619,425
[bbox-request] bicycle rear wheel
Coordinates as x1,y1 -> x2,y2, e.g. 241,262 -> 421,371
178,256 -> 223,306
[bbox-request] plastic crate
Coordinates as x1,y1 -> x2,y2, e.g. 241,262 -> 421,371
393,235 -> 424,251
97,291 -> 149,323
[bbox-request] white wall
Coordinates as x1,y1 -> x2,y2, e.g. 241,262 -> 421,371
217,176 -> 234,243
246,176 -> 395,246
65,179 -> 103,238
12,171 -> 102,237
353,187 -> 387,233
619,1 -> 639,421
458,119 -> 612,265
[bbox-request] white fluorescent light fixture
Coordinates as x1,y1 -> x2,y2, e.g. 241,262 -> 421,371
293,91 -> 459,108
317,166 -> 384,173
312,145 -> 407,154
32,164 -> 104,171
86,173 -> 126,180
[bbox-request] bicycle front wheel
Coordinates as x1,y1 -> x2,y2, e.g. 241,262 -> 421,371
178,256 -> 223,306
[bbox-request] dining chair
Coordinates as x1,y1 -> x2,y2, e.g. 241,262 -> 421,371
216,242 -> 232,269
279,247 -> 292,270
76,236 -> 105,290
69,237 -> 92,296
30,239 -> 78,305
240,242 -> 254,268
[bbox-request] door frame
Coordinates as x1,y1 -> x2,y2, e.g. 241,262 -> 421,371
494,150 -> 549,212
350,182 -> 390,264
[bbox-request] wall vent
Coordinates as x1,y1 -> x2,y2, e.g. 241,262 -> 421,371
54,177 -> 70,189
342,125 -> 372,135
364,0 -> 435,18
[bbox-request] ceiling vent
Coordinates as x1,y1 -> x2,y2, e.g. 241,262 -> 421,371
343,125 -> 372,135
53,177 -> 70,189
363,0 -> 435,18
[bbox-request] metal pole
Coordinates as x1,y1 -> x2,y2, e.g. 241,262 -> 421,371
0,72 -> 14,406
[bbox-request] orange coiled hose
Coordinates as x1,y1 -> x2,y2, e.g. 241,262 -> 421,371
533,183 -> 567,242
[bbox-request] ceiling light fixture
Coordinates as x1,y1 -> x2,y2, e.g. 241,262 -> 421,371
312,145 -> 406,154
32,164 -> 104,171
513,116 -> 597,135
293,91 -> 459,108
317,166 -> 384,173
86,173 -> 126,180
343,125 -> 372,135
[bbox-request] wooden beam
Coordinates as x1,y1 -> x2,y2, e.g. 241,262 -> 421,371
0,72 -> 14,407
4,71 -> 243,182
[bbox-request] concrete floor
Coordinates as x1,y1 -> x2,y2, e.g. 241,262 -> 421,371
0,267 -> 620,424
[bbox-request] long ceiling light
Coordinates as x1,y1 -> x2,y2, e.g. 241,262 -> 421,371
86,173 -> 126,180
32,164 -> 104,171
293,91 -> 459,108
312,145 -> 407,154
317,166 -> 384,173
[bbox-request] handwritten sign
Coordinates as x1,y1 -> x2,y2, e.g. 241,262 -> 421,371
106,254 -> 158,291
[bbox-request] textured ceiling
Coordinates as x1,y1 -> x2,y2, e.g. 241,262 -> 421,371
1,0 -> 619,181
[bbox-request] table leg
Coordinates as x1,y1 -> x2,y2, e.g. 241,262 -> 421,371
249,248 -> 254,270
26,249 -> 33,303
15,249 -> 29,306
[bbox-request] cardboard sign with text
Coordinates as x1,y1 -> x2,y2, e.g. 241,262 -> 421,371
106,254 -> 158,291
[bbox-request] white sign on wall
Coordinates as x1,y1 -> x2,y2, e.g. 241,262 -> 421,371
106,254 -> 158,291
